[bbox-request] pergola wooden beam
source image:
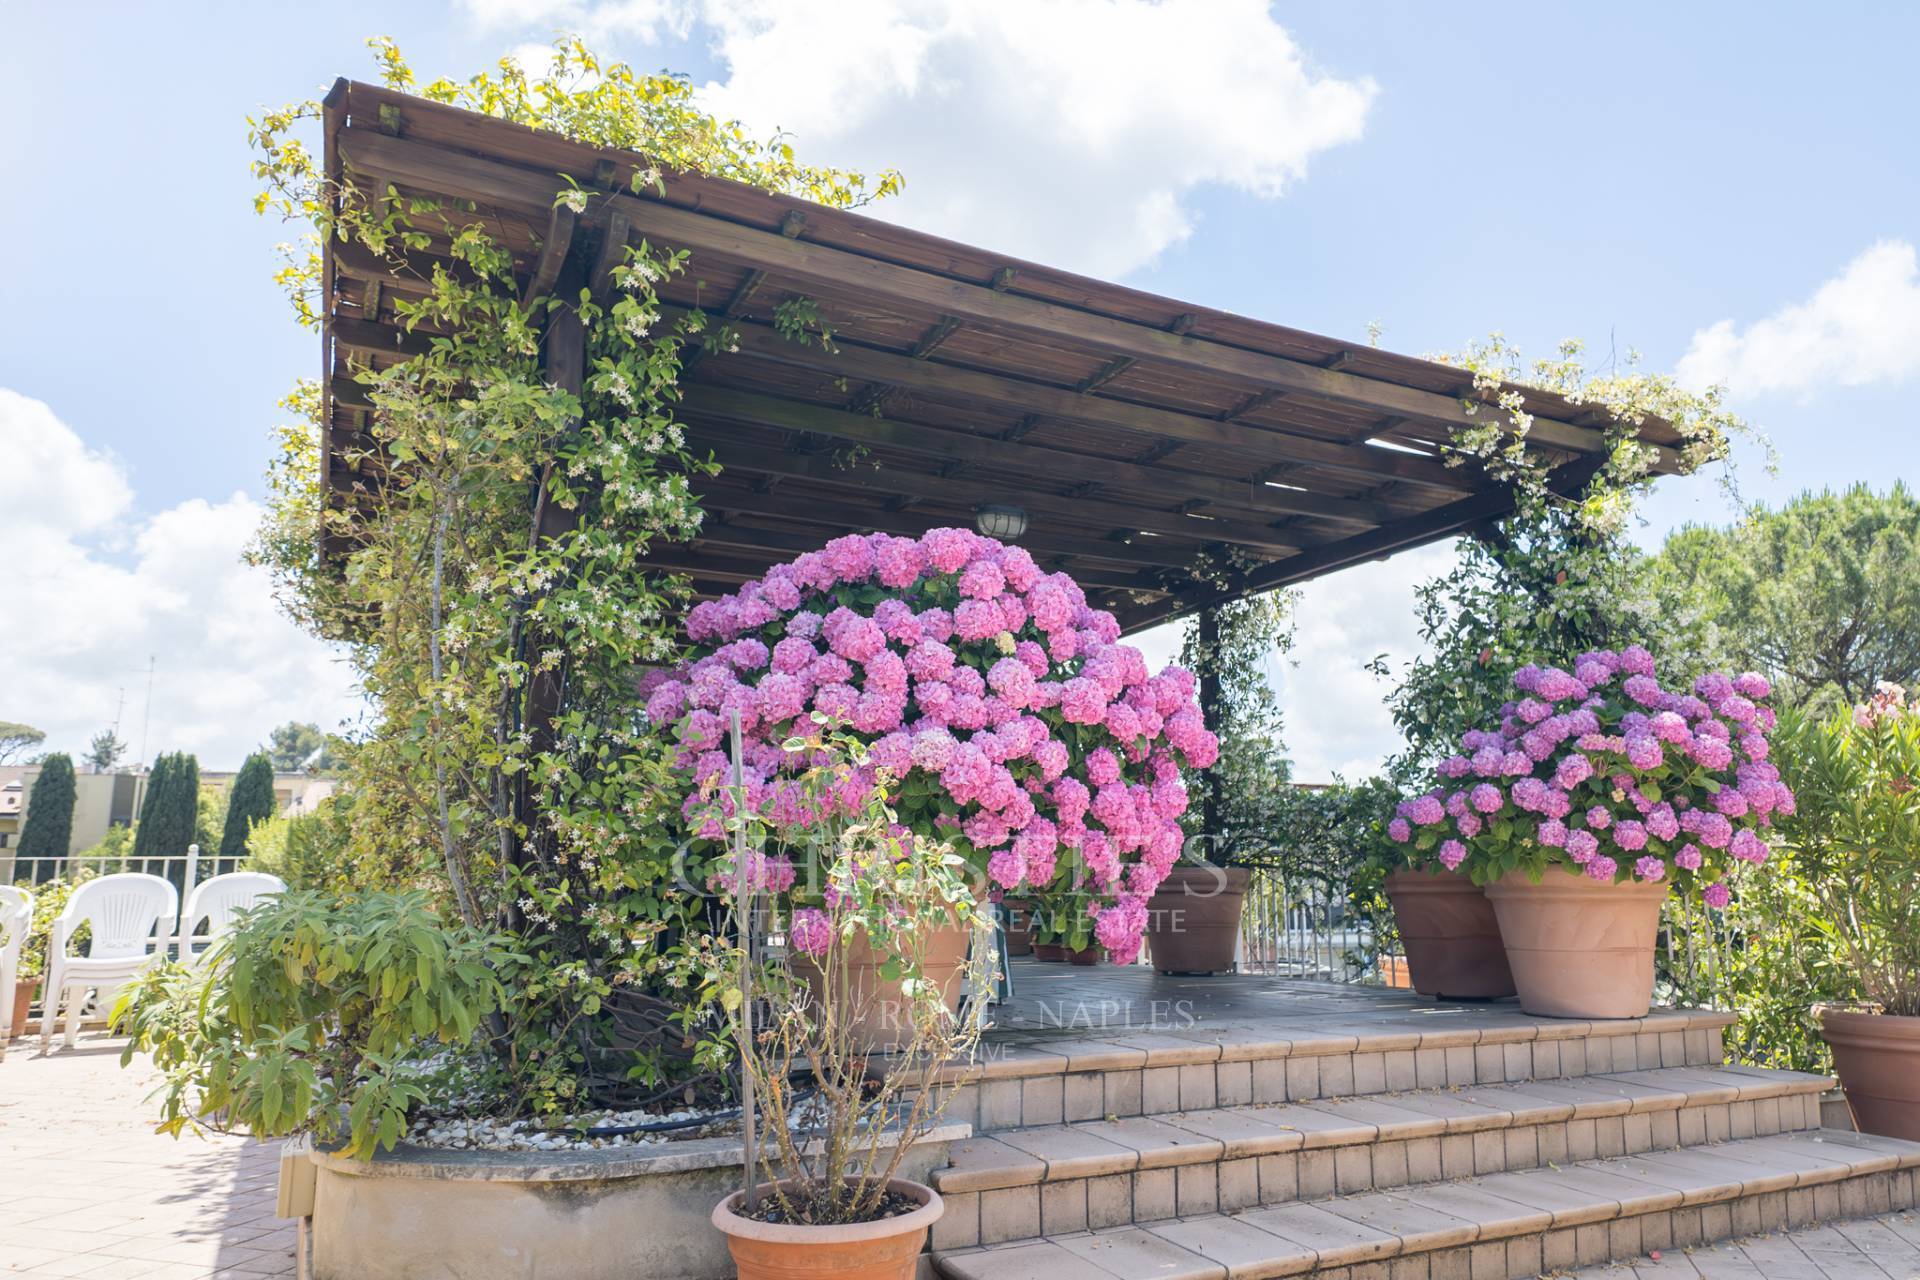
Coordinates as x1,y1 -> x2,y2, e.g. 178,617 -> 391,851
678,386 -> 1398,527
693,502 -> 1212,570
694,318 -> 1480,495
686,439 -> 1308,554
1117,455 -> 1611,631
335,125 -> 1683,473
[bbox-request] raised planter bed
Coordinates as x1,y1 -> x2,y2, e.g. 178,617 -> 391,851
302,1124 -> 968,1280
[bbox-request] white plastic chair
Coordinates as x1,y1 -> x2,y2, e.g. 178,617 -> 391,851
179,871 -> 285,963
0,886 -> 31,1061
40,873 -> 177,1051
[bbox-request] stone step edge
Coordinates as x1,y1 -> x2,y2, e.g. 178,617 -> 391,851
933,1129 -> 1920,1280
917,1008 -> 1737,1086
934,1065 -> 1832,1193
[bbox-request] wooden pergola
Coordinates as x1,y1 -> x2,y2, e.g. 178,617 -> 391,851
318,79 -> 1685,634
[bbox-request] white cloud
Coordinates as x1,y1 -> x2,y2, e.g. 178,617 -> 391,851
0,389 -> 362,770
463,0 -> 1377,279
1128,541 -> 1455,783
1676,239 -> 1920,398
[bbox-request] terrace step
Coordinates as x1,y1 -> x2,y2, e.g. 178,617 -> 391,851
935,1009 -> 1736,1134
929,1065 -> 1831,1246
932,1129 -> 1920,1279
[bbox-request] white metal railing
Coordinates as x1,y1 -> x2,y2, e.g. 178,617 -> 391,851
1235,866 -> 1376,983
6,844 -> 242,958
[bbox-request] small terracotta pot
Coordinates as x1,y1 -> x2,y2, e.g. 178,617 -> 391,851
1384,869 -> 1516,1000
714,1177 -> 943,1280
1066,945 -> 1101,966
1820,1008 -> 1920,1141
1145,865 -> 1252,975
1031,943 -> 1066,962
1484,872 -> 1669,1018
791,921 -> 972,1052
1002,900 -> 1035,957
9,979 -> 35,1039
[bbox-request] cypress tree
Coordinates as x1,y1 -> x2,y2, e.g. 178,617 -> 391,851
132,752 -> 201,860
16,752 -> 77,875
220,752 -> 277,858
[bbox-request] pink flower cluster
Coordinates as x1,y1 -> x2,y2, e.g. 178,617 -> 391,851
1389,647 -> 1791,906
639,528 -> 1220,962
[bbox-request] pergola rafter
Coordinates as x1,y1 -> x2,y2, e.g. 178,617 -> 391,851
317,79 -> 1685,634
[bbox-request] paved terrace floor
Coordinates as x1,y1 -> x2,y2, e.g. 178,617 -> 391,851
3,988 -> 1915,1279
0,1033 -> 295,1279
987,957 -> 1625,1043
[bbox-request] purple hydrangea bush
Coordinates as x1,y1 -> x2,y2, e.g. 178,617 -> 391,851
1388,646 -> 1793,904
638,527 -> 1220,962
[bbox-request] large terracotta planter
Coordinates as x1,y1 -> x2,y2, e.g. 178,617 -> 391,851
1820,1008 -> 1920,1140
1145,865 -> 1252,975
792,921 -> 972,1052
9,978 -> 34,1039
714,1177 -> 942,1280
1001,900 -> 1035,957
1384,869 -> 1516,1001
1483,873 -> 1669,1018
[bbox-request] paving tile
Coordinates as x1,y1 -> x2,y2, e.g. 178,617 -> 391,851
996,1125 -> 1140,1180
937,1240 -> 1120,1280
1053,1224 -> 1227,1279
1087,1116 -> 1224,1170
1235,1201 -> 1401,1268
1147,1213 -> 1317,1278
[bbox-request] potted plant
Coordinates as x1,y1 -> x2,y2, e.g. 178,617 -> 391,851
707,725 -> 994,1280
8,877 -> 88,1039
1773,684 -> 1920,1139
1144,849 -> 1251,975
1390,648 -> 1788,1018
1376,839 -> 1515,1003
642,527 -> 1220,972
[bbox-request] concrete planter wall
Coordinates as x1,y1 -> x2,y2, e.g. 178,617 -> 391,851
306,1125 -> 966,1280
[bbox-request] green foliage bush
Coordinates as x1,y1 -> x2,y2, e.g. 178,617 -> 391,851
133,752 -> 201,860
113,890 -> 520,1157
16,753 -> 77,869
8,873 -> 92,981
220,753 -> 278,859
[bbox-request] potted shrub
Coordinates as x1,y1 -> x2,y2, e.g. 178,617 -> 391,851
9,877 -> 89,1039
642,527 -> 1220,973
1378,856 -> 1515,1002
1144,852 -> 1251,975
1000,897 -> 1036,956
1773,684 -> 1920,1139
1390,647 -> 1788,1019
708,726 -> 993,1280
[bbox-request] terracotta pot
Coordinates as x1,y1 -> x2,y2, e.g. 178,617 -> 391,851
1145,865 -> 1251,975
9,979 -> 34,1039
1001,900 -> 1035,957
714,1177 -> 942,1280
1820,1008 -> 1920,1141
1031,943 -> 1066,962
792,921 -> 972,1052
1484,873 -> 1669,1019
1384,869 -> 1516,1000
1066,945 -> 1100,966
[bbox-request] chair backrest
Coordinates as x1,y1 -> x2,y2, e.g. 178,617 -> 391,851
60,873 -> 178,959
182,872 -> 286,940
0,886 -> 30,957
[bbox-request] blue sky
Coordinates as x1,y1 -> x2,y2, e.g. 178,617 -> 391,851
2,2 -> 1916,772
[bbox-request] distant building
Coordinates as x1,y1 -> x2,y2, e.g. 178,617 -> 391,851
0,765 -> 336,879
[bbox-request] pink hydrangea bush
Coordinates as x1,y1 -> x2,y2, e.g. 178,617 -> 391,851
1388,646 -> 1792,906
638,527 -> 1219,962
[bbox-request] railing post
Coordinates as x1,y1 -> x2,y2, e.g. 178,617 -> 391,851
178,843 -> 201,958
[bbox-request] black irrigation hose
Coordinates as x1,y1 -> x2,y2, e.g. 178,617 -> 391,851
580,1085 -> 819,1138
